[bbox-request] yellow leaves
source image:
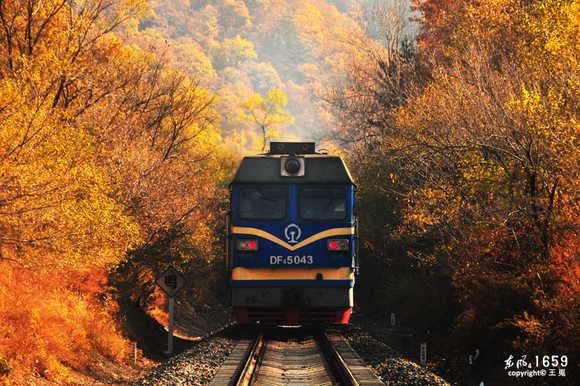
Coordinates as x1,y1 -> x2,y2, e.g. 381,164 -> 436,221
402,187 -> 455,234
120,0 -> 147,18
518,0 -> 580,73
295,3 -> 325,45
507,79 -> 580,176
211,35 -> 258,70
513,311 -> 550,343
0,0 -> 228,270
0,1 -> 233,381
239,89 -> 295,151
0,114 -> 141,268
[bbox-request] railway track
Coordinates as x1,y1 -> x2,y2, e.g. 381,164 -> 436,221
210,327 -> 383,385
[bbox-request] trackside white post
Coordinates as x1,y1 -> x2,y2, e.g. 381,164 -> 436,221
168,296 -> 175,354
420,342 -> 427,366
391,313 -> 396,326
131,341 -> 137,362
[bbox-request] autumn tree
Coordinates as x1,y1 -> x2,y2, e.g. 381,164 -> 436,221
239,89 -> 295,151
216,0 -> 252,37
211,35 -> 258,71
0,0 -> 147,268
295,3 -> 324,45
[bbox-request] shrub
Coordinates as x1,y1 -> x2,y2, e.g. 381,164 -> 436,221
0,262 -> 130,382
0,356 -> 13,377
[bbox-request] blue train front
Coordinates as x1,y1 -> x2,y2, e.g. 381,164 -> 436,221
227,142 -> 357,325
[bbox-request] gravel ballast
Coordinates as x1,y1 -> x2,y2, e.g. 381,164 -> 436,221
341,324 -> 450,385
136,323 -> 450,385
135,326 -> 241,385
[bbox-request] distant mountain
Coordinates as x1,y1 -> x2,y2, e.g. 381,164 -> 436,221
122,0 -> 362,152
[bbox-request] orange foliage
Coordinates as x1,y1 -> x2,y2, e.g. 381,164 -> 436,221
412,0 -> 458,52
146,286 -> 170,328
332,0 -> 579,367
0,262 -> 129,382
449,222 -> 580,354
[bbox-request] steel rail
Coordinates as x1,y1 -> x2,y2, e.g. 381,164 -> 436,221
234,332 -> 264,386
318,331 -> 360,386
214,328 -> 381,385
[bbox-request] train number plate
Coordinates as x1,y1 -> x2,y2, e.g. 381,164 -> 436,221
270,255 -> 314,265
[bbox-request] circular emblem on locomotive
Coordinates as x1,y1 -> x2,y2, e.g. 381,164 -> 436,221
284,223 -> 301,244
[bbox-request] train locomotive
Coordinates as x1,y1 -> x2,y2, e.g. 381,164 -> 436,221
227,142 -> 357,325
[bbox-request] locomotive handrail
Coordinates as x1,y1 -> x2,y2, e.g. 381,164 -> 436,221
354,213 -> 360,273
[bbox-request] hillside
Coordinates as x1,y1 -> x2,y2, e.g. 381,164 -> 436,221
121,0 -> 362,152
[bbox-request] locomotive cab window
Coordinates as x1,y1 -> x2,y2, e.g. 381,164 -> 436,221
239,188 -> 286,220
299,188 -> 346,220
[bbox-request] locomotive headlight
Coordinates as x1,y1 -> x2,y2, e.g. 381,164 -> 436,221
237,239 -> 259,251
280,156 -> 305,177
327,239 -> 349,251
284,158 -> 301,174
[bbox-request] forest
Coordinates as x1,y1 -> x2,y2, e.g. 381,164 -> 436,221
0,0 -> 578,383
330,0 -> 579,381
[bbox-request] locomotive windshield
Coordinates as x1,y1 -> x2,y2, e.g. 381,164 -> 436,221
239,188 -> 286,220
299,188 -> 346,220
